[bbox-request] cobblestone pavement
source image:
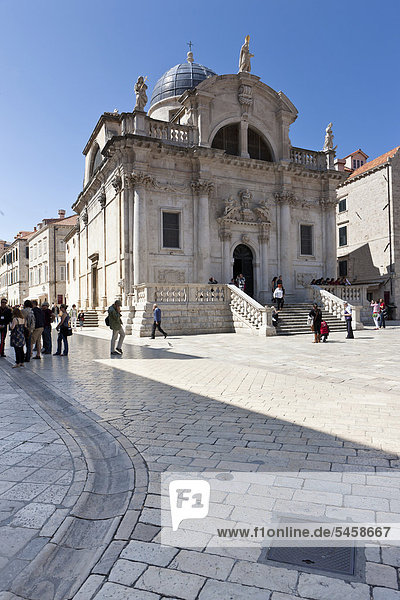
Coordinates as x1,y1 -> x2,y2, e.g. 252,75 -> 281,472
0,323 -> 399,600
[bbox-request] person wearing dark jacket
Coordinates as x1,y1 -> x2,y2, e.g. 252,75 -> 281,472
0,298 -> 12,357
31,300 -> 45,359
41,302 -> 54,354
108,300 -> 125,355
309,303 -> 322,343
151,304 -> 167,339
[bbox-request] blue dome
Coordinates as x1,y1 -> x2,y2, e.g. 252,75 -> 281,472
150,62 -> 217,107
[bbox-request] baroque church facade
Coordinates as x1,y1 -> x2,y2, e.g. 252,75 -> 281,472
68,41 -> 345,318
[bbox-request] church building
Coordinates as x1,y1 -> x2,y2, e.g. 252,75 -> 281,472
68,39 -> 345,328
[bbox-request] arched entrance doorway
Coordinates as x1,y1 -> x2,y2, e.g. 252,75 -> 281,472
233,244 -> 254,297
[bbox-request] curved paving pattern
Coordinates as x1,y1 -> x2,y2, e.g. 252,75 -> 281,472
0,361 -> 144,600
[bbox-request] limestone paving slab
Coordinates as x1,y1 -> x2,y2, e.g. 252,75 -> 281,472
2,328 -> 400,598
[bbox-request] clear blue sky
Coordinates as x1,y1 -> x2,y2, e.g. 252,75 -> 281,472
1,0 -> 399,241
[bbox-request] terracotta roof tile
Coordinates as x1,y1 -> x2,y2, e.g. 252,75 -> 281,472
57,215 -> 77,226
348,146 -> 400,179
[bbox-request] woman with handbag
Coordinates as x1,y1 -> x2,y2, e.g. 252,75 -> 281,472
54,304 -> 71,356
10,307 -> 26,368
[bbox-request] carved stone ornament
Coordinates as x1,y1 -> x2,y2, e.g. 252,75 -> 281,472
238,84 -> 253,108
217,191 -> 271,236
191,180 -> 214,196
81,209 -> 88,226
112,174 -> 122,193
258,223 -> 269,243
296,271 -> 318,289
98,188 -> 106,209
319,196 -> 337,209
130,170 -> 156,188
274,191 -> 297,206
157,269 -> 186,284
241,234 -> 250,244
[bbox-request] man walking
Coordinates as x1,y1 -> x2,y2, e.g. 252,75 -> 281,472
108,299 -> 125,355
69,304 -> 78,330
0,298 -> 12,357
151,304 -> 167,339
41,301 -> 54,354
31,300 -> 45,359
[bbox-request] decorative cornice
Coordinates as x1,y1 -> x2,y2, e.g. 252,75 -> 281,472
130,170 -> 156,188
81,209 -> 88,226
274,191 -> 297,205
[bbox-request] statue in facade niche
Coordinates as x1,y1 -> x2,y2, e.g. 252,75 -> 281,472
323,122 -> 337,152
134,76 -> 148,111
239,35 -> 254,73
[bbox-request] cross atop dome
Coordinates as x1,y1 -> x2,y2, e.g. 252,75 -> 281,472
187,41 -> 194,64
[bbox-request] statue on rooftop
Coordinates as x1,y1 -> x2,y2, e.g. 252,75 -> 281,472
239,35 -> 254,73
323,122 -> 336,152
134,76 -> 148,112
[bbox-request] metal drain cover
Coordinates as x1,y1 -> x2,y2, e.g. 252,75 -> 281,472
264,546 -> 356,576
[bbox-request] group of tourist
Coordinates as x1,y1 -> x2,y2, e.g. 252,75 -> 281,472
370,299 -> 388,329
310,277 -> 351,286
0,298 -> 86,367
307,301 -> 354,343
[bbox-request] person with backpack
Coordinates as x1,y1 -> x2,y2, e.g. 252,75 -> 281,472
10,307 -> 26,368
320,320 -> 330,342
21,300 -> 35,362
107,299 -> 125,355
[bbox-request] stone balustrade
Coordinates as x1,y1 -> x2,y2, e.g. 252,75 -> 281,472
309,285 -> 364,330
132,283 -> 228,304
320,284 -> 370,307
228,284 -> 276,336
290,147 -> 327,170
146,118 -> 198,146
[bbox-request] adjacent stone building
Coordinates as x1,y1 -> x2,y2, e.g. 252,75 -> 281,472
336,146 -> 400,310
0,232 -> 31,305
28,211 -> 77,305
68,43 -> 345,324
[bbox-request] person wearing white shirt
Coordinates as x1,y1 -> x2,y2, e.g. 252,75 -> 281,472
273,283 -> 285,310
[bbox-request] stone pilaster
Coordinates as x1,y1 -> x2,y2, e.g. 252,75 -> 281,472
191,180 -> 214,283
131,171 -> 151,286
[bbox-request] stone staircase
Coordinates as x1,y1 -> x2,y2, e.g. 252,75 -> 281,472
82,310 -> 99,328
276,303 -> 347,336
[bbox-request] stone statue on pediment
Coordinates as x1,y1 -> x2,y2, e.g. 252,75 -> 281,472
239,35 -> 254,73
134,76 -> 148,112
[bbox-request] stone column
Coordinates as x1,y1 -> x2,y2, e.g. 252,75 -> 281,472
191,180 -> 214,283
81,208 -> 89,309
275,192 -> 292,291
99,188 -> 107,308
122,179 -> 133,302
220,229 -> 232,283
322,200 -> 337,278
132,174 -> 149,286
258,226 -> 269,304
239,120 -> 249,158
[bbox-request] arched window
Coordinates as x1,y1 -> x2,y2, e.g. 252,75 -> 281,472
247,127 -> 273,161
90,145 -> 103,178
211,124 -> 239,156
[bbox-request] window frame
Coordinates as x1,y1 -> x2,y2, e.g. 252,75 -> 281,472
161,210 -> 182,250
338,225 -> 348,247
299,223 -> 314,257
338,198 -> 347,213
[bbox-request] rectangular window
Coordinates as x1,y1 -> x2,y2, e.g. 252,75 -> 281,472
300,224 -> 313,255
38,241 -> 42,256
339,260 -> 348,276
338,198 -> 347,212
339,225 -> 347,247
60,265 -> 66,280
25,246 -> 29,259
43,239 -> 47,254
72,258 -> 76,279
162,212 -> 180,248
67,263 -> 70,283
353,159 -> 356,169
